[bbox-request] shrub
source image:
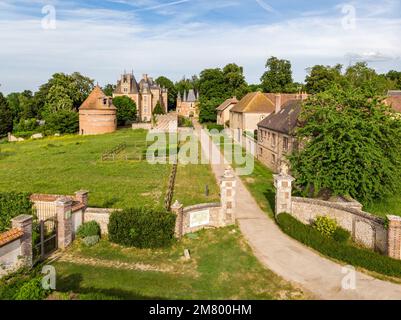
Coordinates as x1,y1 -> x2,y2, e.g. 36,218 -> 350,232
82,235 -> 100,247
108,208 -> 176,248
76,221 -> 101,239
13,118 -> 38,133
313,216 -> 337,237
333,227 -> 351,243
0,192 -> 33,232
277,213 -> 401,278
13,277 -> 50,300
44,110 -> 78,134
206,123 -> 224,132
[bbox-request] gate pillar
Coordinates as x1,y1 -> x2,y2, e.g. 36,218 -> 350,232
56,197 -> 73,249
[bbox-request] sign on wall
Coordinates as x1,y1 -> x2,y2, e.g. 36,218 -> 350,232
189,209 -> 210,228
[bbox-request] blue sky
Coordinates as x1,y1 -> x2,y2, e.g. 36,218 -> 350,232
0,0 -> 400,93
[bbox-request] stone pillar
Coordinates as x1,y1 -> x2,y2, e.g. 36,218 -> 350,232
75,190 -> 89,207
220,167 -> 237,225
11,215 -> 33,267
273,173 -> 295,217
171,200 -> 184,238
56,197 -> 73,249
387,215 -> 401,260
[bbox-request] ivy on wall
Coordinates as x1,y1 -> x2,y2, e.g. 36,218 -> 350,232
0,192 -> 33,232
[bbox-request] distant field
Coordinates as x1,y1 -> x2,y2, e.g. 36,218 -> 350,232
0,129 -> 219,209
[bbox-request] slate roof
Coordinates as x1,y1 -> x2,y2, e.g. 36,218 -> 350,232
114,74 -> 139,94
230,92 -> 275,114
216,97 -> 238,111
257,100 -> 302,134
186,89 -> 197,102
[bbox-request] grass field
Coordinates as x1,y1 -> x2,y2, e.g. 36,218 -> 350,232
51,226 -> 307,300
0,129 -> 219,209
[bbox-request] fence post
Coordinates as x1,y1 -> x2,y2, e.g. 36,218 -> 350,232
171,200 -> 184,238
11,215 -> 33,268
56,197 -> 73,249
220,167 -> 237,225
387,215 -> 401,260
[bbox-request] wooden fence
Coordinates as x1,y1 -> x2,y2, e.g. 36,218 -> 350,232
101,143 -> 127,161
164,162 -> 178,211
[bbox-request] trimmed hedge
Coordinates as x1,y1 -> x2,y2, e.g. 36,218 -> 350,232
108,208 -> 176,248
0,192 -> 33,232
277,213 -> 401,278
77,221 -> 101,239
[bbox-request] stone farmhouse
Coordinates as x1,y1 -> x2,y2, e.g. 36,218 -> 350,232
229,92 -> 307,144
113,72 -> 168,122
79,86 -> 117,135
216,97 -> 238,127
176,89 -> 199,118
385,90 -> 401,113
257,100 -> 301,172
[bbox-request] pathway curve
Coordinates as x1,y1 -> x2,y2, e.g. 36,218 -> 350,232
194,122 -> 401,300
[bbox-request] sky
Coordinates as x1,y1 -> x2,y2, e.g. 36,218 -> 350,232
0,0 -> 400,93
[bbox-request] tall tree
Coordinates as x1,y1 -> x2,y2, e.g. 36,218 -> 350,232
112,96 -> 137,126
43,85 -> 74,115
0,93 -> 13,135
155,76 -> 177,110
103,84 -> 116,97
386,70 -> 401,90
290,86 -> 401,204
260,56 -> 296,93
222,63 -> 249,99
305,64 -> 344,94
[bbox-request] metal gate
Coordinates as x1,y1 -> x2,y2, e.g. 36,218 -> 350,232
33,218 -> 58,264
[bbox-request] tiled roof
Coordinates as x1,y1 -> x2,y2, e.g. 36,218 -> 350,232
216,97 -> 238,111
0,228 -> 24,247
388,90 -> 401,97
80,86 -> 116,110
230,92 -> 275,113
257,100 -> 302,134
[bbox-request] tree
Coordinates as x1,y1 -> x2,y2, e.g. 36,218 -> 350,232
199,97 -> 223,123
290,86 -> 401,204
0,93 -> 13,135
222,63 -> 249,99
155,76 -> 176,111
386,70 -> 401,89
305,64 -> 344,94
152,101 -> 165,115
103,84 -> 116,97
42,85 -> 74,116
260,56 -> 295,93
112,96 -> 137,126
44,110 -> 78,134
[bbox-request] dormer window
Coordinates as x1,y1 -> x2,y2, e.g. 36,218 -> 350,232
103,98 -> 107,105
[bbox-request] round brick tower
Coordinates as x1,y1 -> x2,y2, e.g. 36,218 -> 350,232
79,86 -> 117,135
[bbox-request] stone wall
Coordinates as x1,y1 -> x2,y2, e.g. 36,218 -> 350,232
84,208 -> 117,235
274,173 -> 401,259
291,197 -> 387,253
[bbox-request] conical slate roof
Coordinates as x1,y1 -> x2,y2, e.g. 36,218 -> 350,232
186,89 -> 197,102
80,86 -> 116,110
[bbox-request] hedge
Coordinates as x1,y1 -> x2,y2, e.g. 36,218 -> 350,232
0,192 -> 33,232
108,207 -> 176,248
277,213 -> 401,278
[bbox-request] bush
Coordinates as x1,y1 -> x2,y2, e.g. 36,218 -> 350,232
277,213 -> 401,278
108,208 -> 176,248
313,216 -> 337,237
206,123 -> 224,132
82,235 -> 100,247
333,227 -> 351,243
44,110 -> 78,134
0,192 -> 33,232
13,118 -> 38,133
13,277 -> 50,300
76,221 -> 101,239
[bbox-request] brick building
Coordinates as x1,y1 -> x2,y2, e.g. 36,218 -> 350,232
385,90 -> 401,113
113,72 -> 168,122
257,100 -> 302,172
79,86 -> 117,135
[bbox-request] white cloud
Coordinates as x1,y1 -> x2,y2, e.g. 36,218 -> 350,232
0,0 -> 400,93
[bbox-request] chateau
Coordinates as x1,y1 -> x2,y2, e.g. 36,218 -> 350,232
176,89 -> 199,118
113,72 -> 168,122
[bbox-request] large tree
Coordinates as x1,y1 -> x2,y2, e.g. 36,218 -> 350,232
305,64 -> 344,94
290,86 -> 401,204
0,93 -> 13,135
222,63 -> 249,99
103,84 -> 116,97
260,56 -> 296,93
112,96 -> 137,126
386,70 -> 401,90
155,76 -> 177,110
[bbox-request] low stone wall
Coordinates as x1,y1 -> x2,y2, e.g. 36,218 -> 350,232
84,208 -> 117,235
0,231 -> 23,277
274,172 -> 401,259
132,123 -> 152,130
292,197 -> 387,253
181,203 -> 224,235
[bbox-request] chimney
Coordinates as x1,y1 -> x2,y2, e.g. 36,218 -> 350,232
275,94 -> 282,114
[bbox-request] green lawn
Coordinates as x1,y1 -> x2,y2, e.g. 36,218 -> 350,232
51,226 -> 307,300
0,129 -> 219,209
